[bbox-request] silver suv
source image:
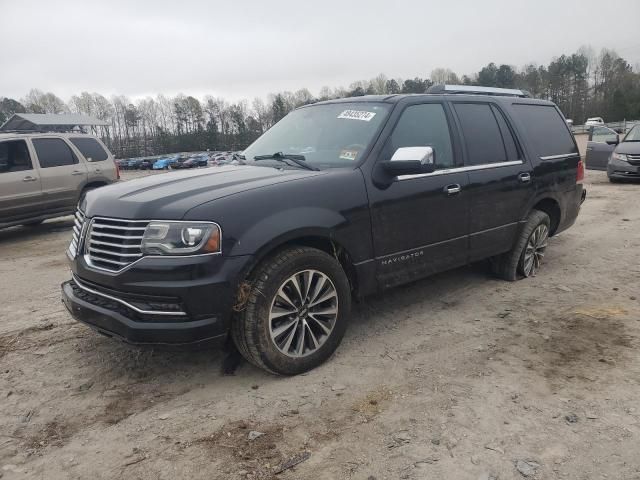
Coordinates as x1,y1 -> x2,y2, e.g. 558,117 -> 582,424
0,132 -> 119,229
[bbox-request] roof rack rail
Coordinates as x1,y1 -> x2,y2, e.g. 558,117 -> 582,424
427,84 -> 531,98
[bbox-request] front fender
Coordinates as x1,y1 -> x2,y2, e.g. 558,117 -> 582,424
233,207 -> 347,258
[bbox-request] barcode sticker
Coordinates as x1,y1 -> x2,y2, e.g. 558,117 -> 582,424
337,110 -> 376,121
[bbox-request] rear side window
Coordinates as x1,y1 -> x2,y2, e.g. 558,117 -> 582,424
70,137 -> 109,162
491,105 -> 520,161
0,140 -> 33,173
512,104 -> 577,158
388,103 -> 454,168
453,103 -> 507,165
32,138 -> 78,168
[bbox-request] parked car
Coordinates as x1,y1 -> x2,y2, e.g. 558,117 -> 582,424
152,155 -> 180,170
126,158 -> 143,170
586,124 -> 640,181
139,158 -> 156,170
585,117 -> 605,127
190,153 -> 210,167
0,132 -> 119,229
62,86 -> 585,375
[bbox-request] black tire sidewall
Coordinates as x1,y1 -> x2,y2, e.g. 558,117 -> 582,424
246,248 -> 351,375
516,211 -> 551,277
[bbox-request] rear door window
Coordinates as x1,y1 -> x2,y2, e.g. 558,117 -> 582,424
69,137 -> 109,162
453,103 -> 507,165
0,140 -> 33,173
512,104 -> 578,158
32,138 -> 78,168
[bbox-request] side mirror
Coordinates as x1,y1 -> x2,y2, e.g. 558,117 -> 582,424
381,146 -> 436,176
606,135 -> 619,145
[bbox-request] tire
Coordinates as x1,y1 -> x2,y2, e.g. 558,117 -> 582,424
608,176 -> 620,183
492,209 -> 551,281
231,246 -> 351,375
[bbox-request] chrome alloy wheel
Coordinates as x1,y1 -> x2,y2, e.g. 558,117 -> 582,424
522,223 -> 549,277
268,269 -> 338,358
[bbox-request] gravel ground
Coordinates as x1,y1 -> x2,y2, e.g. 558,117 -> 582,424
1,169 -> 639,480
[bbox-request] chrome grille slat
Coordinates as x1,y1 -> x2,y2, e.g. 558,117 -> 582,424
84,216 -> 150,272
88,247 -> 143,258
90,232 -> 144,240
68,209 -> 86,258
89,239 -> 142,249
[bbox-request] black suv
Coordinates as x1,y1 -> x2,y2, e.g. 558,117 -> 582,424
62,85 -> 586,375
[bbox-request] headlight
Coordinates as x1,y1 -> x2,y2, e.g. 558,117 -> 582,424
611,153 -> 628,163
141,221 -> 221,255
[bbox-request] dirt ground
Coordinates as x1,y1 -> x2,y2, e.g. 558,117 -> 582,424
1,169 -> 639,480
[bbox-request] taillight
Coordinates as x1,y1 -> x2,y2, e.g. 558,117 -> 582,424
115,160 -> 121,180
576,159 -> 584,184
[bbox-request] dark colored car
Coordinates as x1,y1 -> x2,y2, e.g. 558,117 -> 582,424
62,86 -> 585,375
139,158 -> 156,170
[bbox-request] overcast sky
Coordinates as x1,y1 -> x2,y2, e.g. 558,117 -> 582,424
1,0 -> 640,103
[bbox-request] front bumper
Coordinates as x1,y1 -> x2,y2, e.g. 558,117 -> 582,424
607,159 -> 640,180
62,253 -> 252,346
62,279 -> 225,346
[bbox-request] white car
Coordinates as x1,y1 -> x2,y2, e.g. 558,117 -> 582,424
585,117 -> 604,126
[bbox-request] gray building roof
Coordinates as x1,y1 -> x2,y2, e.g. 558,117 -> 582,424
0,113 -> 109,131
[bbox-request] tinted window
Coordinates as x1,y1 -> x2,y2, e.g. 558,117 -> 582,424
388,103 -> 454,168
70,137 -> 109,162
491,105 -> 520,161
0,140 -> 33,173
32,138 -> 78,168
512,104 -> 577,158
453,103 -> 506,165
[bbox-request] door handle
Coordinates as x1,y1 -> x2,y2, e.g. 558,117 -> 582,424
94,168 -> 101,173
444,184 -> 461,195
518,172 -> 531,183
586,147 -> 593,151
22,176 -> 37,182
71,170 -> 85,176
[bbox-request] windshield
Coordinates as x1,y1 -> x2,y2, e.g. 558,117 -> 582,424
242,102 -> 391,169
623,124 -> 640,142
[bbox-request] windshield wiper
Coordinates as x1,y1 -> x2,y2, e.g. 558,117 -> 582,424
253,152 -> 319,171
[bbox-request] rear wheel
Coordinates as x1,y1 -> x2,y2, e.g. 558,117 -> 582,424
232,246 -> 351,375
492,209 -> 550,281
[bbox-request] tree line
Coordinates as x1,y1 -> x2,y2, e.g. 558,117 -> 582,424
1,46 -> 639,158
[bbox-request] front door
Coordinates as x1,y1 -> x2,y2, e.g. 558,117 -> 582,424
31,137 -> 88,212
367,102 -> 469,289
0,139 -> 43,224
450,102 -> 535,260
585,126 -> 617,170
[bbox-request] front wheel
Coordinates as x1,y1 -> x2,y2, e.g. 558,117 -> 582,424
492,210 -> 551,281
232,246 -> 351,375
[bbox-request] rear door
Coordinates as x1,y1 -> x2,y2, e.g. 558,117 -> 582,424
585,126 -> 617,170
31,137 -> 88,212
69,136 -> 117,183
450,101 -> 534,261
0,139 -> 43,224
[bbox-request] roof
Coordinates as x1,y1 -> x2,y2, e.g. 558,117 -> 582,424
0,113 -> 109,132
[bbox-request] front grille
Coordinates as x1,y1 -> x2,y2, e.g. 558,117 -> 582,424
68,209 -> 86,258
626,154 -> 640,166
85,217 -> 149,272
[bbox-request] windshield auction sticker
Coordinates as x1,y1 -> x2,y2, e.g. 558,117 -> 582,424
337,110 -> 376,121
339,149 -> 359,161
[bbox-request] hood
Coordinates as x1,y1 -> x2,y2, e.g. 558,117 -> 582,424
82,165 -> 324,219
616,141 -> 640,155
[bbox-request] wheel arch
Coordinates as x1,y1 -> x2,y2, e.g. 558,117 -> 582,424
239,231 -> 360,297
531,197 -> 561,235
